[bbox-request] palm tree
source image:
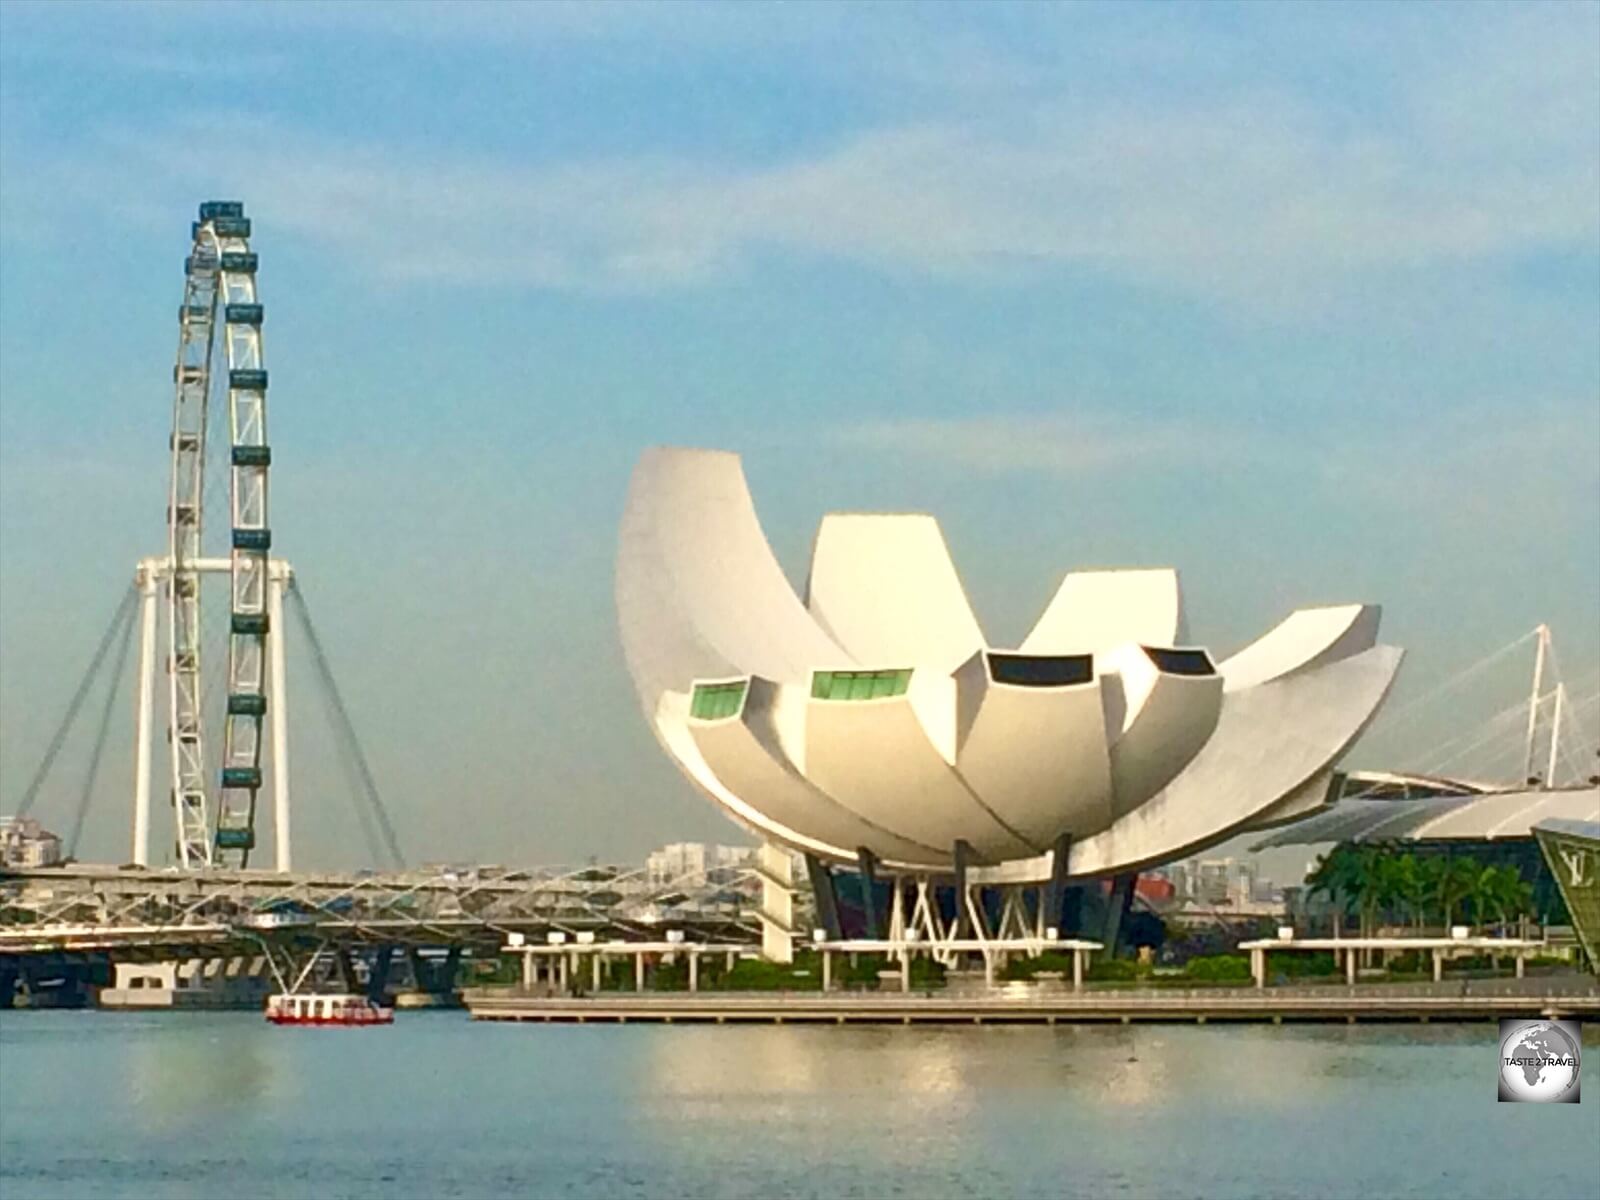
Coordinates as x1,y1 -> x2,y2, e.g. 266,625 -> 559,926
1388,853 -> 1428,930
1431,856 -> 1479,930
1479,865 -> 1533,933
1307,845 -> 1364,930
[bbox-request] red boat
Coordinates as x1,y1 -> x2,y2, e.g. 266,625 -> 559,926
266,992 -> 393,1026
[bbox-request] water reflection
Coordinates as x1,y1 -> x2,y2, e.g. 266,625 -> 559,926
4,1014 -> 1596,1200
122,1015 -> 284,1131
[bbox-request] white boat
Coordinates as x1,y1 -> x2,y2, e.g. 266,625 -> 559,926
265,992 -> 393,1026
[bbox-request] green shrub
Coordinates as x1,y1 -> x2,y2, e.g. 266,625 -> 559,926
477,955 -> 522,985
1274,951 -> 1338,977
720,957 -> 823,991
1384,950 -> 1423,975
1183,954 -> 1251,983
650,961 -> 689,991
836,953 -> 891,988
1085,958 -> 1139,982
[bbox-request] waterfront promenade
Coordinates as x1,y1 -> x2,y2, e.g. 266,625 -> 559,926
464,975 -> 1600,1025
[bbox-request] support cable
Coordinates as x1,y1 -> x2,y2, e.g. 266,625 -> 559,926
1553,690 -> 1600,784
330,728 -> 387,874
1413,692 -> 1538,777
286,585 -> 406,869
1422,701 -> 1547,780
66,599 -> 139,859
15,587 -> 137,820
1376,628 -> 1539,733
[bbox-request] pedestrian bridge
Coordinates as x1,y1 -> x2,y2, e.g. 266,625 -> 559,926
0,860 -> 764,960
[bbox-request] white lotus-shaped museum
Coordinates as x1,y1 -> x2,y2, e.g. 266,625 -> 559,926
617,447 -> 1404,879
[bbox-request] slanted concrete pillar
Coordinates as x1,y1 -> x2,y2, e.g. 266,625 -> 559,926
1044,833 -> 1072,931
805,855 -> 843,940
857,847 -> 883,940
758,841 -> 796,964
1102,872 -> 1137,957
952,840 -> 973,939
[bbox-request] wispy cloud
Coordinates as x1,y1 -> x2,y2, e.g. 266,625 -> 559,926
831,411 -> 1254,475
12,94 -> 1592,310
827,398 -> 1600,529
4,3 -> 1594,315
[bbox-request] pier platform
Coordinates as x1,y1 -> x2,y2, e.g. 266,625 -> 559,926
464,976 -> 1600,1025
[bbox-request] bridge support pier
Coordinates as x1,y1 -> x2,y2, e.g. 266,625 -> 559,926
335,947 -> 359,993
368,946 -> 394,1002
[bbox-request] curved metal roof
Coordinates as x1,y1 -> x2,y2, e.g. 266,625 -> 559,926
1250,786 -> 1600,849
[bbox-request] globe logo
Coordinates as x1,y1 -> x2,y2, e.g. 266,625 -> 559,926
1499,1020 -> 1582,1103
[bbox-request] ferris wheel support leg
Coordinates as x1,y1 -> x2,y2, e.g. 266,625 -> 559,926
131,564 -> 160,867
268,571 -> 292,873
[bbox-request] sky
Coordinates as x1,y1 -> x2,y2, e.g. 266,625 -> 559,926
1,1 -> 1596,873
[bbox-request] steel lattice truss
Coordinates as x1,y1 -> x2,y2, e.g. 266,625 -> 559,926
0,863 -> 773,958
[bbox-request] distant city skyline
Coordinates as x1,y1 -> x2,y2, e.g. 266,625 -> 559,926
1,2 -> 1595,870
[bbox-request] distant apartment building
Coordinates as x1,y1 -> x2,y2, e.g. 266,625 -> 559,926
1195,858 -> 1233,904
0,816 -> 62,869
1157,854 -> 1283,924
645,842 -> 754,886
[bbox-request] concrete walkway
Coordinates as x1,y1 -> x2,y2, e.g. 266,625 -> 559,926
465,976 -> 1600,1025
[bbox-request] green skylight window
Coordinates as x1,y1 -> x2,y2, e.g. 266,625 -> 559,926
690,681 -> 748,721
810,668 -> 913,701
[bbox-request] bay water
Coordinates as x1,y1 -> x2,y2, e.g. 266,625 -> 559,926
2,1012 -> 1596,1199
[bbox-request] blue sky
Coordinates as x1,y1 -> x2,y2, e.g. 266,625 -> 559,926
1,1 -> 1596,870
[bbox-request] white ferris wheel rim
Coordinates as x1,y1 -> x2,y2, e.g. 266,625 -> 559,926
164,201 -> 272,868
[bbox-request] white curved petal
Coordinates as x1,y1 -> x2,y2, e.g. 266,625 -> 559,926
653,691 -> 849,861
1099,643 -> 1224,817
803,689 -> 1040,862
1238,770 -> 1339,832
806,513 -> 985,675
1021,568 -> 1184,654
1219,604 -> 1381,693
952,652 -> 1115,845
617,447 -> 851,709
686,678 -> 950,866
1067,645 -> 1404,876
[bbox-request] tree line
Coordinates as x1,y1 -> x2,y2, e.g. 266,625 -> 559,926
1306,844 -> 1542,937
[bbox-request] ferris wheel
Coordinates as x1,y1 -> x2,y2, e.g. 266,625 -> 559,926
165,200 -> 275,868
12,201 -> 408,874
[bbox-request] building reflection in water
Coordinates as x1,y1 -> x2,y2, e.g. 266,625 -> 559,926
635,1021 -> 1462,1141
121,1016 -> 284,1134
